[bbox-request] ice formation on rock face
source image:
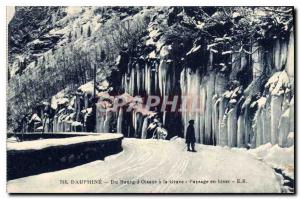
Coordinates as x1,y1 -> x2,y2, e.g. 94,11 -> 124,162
115,29 -> 294,148
9,7 -> 293,150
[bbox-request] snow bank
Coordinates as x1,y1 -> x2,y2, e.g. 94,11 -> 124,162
266,71 -> 290,96
7,133 -> 123,151
30,114 -> 41,122
51,90 -> 68,109
246,143 -> 294,179
79,81 -> 94,94
66,7 -> 83,16
79,80 -> 109,95
71,121 -> 83,126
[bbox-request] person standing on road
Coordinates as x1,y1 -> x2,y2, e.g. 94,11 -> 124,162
186,120 -> 196,152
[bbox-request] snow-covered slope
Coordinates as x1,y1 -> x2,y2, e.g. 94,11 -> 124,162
8,138 -> 282,193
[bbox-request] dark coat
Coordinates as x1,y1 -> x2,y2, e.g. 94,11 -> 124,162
186,124 -> 196,144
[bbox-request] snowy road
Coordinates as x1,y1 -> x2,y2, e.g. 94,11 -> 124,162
7,138 -> 281,193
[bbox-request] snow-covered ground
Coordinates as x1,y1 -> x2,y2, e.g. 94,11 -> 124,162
7,138 -> 284,193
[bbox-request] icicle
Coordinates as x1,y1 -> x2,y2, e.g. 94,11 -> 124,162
44,118 -> 50,132
289,96 -> 294,133
58,115 -> 64,132
219,115 -> 228,147
237,114 -> 245,147
227,106 -> 237,147
132,110 -> 136,133
53,115 -> 58,132
134,112 -> 144,138
180,68 -> 188,139
199,80 -> 206,144
218,97 -> 228,146
252,42 -> 263,80
270,95 -> 283,144
136,64 -> 141,94
214,98 -> 221,145
205,73 -> 215,144
123,75 -> 128,94
145,64 -> 151,95
65,121 -> 71,132
212,95 -> 219,145
203,76 -> 210,144
179,67 -> 203,143
215,73 -> 227,95
84,93 -> 89,109
103,109 -> 112,133
230,52 -> 241,80
141,116 -> 149,139
154,63 -> 159,95
255,109 -> 263,147
273,39 -> 288,71
287,132 -> 294,147
130,68 -> 135,95
262,108 -> 271,144
158,60 -> 168,97
243,107 -> 252,147
117,107 -> 123,133
96,103 -> 105,133
286,29 -> 294,84
278,108 -> 290,147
